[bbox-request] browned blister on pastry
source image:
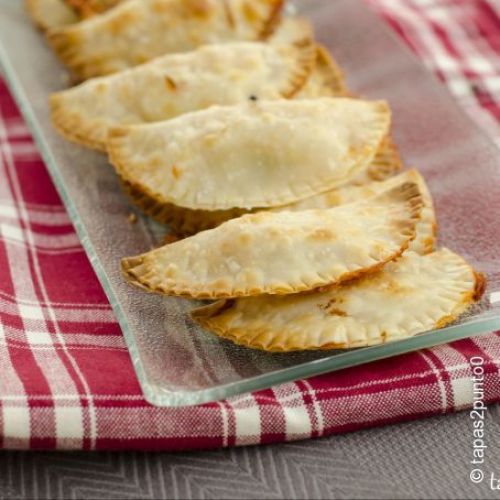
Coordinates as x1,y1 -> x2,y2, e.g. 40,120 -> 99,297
192,249 -> 485,351
121,181 -> 423,299
47,0 -> 285,79
50,41 -> 316,151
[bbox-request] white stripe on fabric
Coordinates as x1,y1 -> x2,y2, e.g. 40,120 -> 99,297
17,303 -> 45,321
0,328 -> 125,349
233,396 -> 261,446
253,365 -> 473,405
25,331 -> 53,345
0,222 -> 81,250
0,141 -> 41,160
0,341 -> 31,447
55,406 -> 84,444
301,379 -> 325,436
450,377 -> 474,409
0,297 -> 116,323
0,203 -> 71,226
1,394 -> 144,401
0,120 -> 30,140
218,402 -> 229,447
272,384 -> 312,439
419,351 -> 448,411
3,407 -> 31,439
0,289 -> 111,309
282,405 -> 312,438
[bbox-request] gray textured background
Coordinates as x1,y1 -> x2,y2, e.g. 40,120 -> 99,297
1,405 -> 499,499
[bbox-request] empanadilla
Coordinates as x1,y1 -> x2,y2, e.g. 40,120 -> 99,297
50,41 -> 316,151
277,169 -> 436,255
47,0 -> 285,79
108,98 -> 391,211
120,133 -> 402,236
192,249 -> 486,351
121,182 -> 423,299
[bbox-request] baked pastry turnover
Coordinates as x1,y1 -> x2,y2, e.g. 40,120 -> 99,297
192,249 -> 485,350
119,133 -> 402,236
121,182 -> 423,298
47,0 -> 285,79
108,98 -> 391,211
50,41 -> 317,151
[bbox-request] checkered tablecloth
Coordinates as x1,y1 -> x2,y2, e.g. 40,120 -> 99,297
1,0 -> 499,451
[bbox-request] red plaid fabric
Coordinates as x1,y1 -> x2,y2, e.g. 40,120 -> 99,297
368,0 -> 500,145
1,0 -> 500,451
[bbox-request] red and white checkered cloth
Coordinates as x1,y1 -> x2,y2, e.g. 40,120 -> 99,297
1,0 -> 500,451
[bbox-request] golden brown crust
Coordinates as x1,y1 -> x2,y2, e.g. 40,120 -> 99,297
47,28 -> 85,77
120,179 -> 249,236
120,182 -> 424,299
64,0 -> 98,17
50,93 -> 108,150
192,304 -> 356,351
367,135 -> 403,181
280,40 -> 316,98
378,182 -> 423,236
192,249 -> 484,351
297,45 -> 348,98
434,270 -> 486,329
315,45 -> 348,95
421,220 -> 438,255
257,0 -> 284,40
473,271 -> 487,302
122,238 -> 414,300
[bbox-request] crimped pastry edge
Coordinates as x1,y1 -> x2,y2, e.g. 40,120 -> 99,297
120,181 -> 424,299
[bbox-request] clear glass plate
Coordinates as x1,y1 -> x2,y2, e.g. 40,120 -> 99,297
0,0 -> 499,407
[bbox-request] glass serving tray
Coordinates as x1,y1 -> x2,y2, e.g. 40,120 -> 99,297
0,0 -> 499,407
